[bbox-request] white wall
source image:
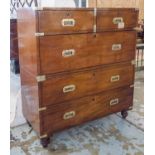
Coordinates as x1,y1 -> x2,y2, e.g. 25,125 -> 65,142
40,0 -> 76,7
55,0 -> 76,7
39,0 -> 54,7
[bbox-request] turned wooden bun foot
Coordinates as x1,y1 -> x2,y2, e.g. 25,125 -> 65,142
121,110 -> 128,119
40,137 -> 50,148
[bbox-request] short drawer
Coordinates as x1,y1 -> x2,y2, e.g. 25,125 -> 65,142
38,9 -> 94,34
97,8 -> 138,31
39,31 -> 136,74
41,86 -> 133,134
40,62 -> 134,106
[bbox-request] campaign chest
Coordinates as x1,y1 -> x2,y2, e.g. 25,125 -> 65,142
17,8 -> 138,147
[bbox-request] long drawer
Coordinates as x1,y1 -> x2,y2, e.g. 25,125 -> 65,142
41,86 -> 133,134
37,8 -> 94,34
40,62 -> 134,106
39,31 -> 136,74
97,8 -> 138,31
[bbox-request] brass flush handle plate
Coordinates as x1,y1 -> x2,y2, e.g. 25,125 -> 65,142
113,17 -> 123,24
111,75 -> 120,82
63,111 -> 76,120
62,49 -> 75,57
62,19 -> 75,27
63,84 -> 76,93
113,17 -> 125,29
110,98 -> 119,106
112,44 -> 122,51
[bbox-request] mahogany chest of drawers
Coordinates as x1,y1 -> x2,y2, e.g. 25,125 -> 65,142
17,8 -> 138,147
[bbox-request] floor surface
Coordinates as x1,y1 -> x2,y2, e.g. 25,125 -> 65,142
10,71 -> 144,155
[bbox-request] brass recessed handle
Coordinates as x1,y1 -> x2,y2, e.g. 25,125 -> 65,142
112,44 -> 122,51
62,49 -> 75,57
111,75 -> 120,82
63,84 -> 76,93
63,111 -> 76,120
113,17 -> 123,24
62,19 -> 75,26
110,98 -> 119,106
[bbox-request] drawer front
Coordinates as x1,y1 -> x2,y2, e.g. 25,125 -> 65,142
38,10 -> 94,34
39,31 -> 136,74
97,9 -> 138,31
41,62 -> 134,106
41,86 -> 133,134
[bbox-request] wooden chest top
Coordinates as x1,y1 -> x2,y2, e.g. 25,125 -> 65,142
34,7 -> 138,35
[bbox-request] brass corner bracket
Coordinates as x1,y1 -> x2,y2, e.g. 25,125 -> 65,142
36,75 -> 46,82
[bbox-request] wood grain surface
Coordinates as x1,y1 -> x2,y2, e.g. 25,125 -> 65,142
40,62 -> 134,106
41,86 -> 133,135
39,31 -> 136,74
